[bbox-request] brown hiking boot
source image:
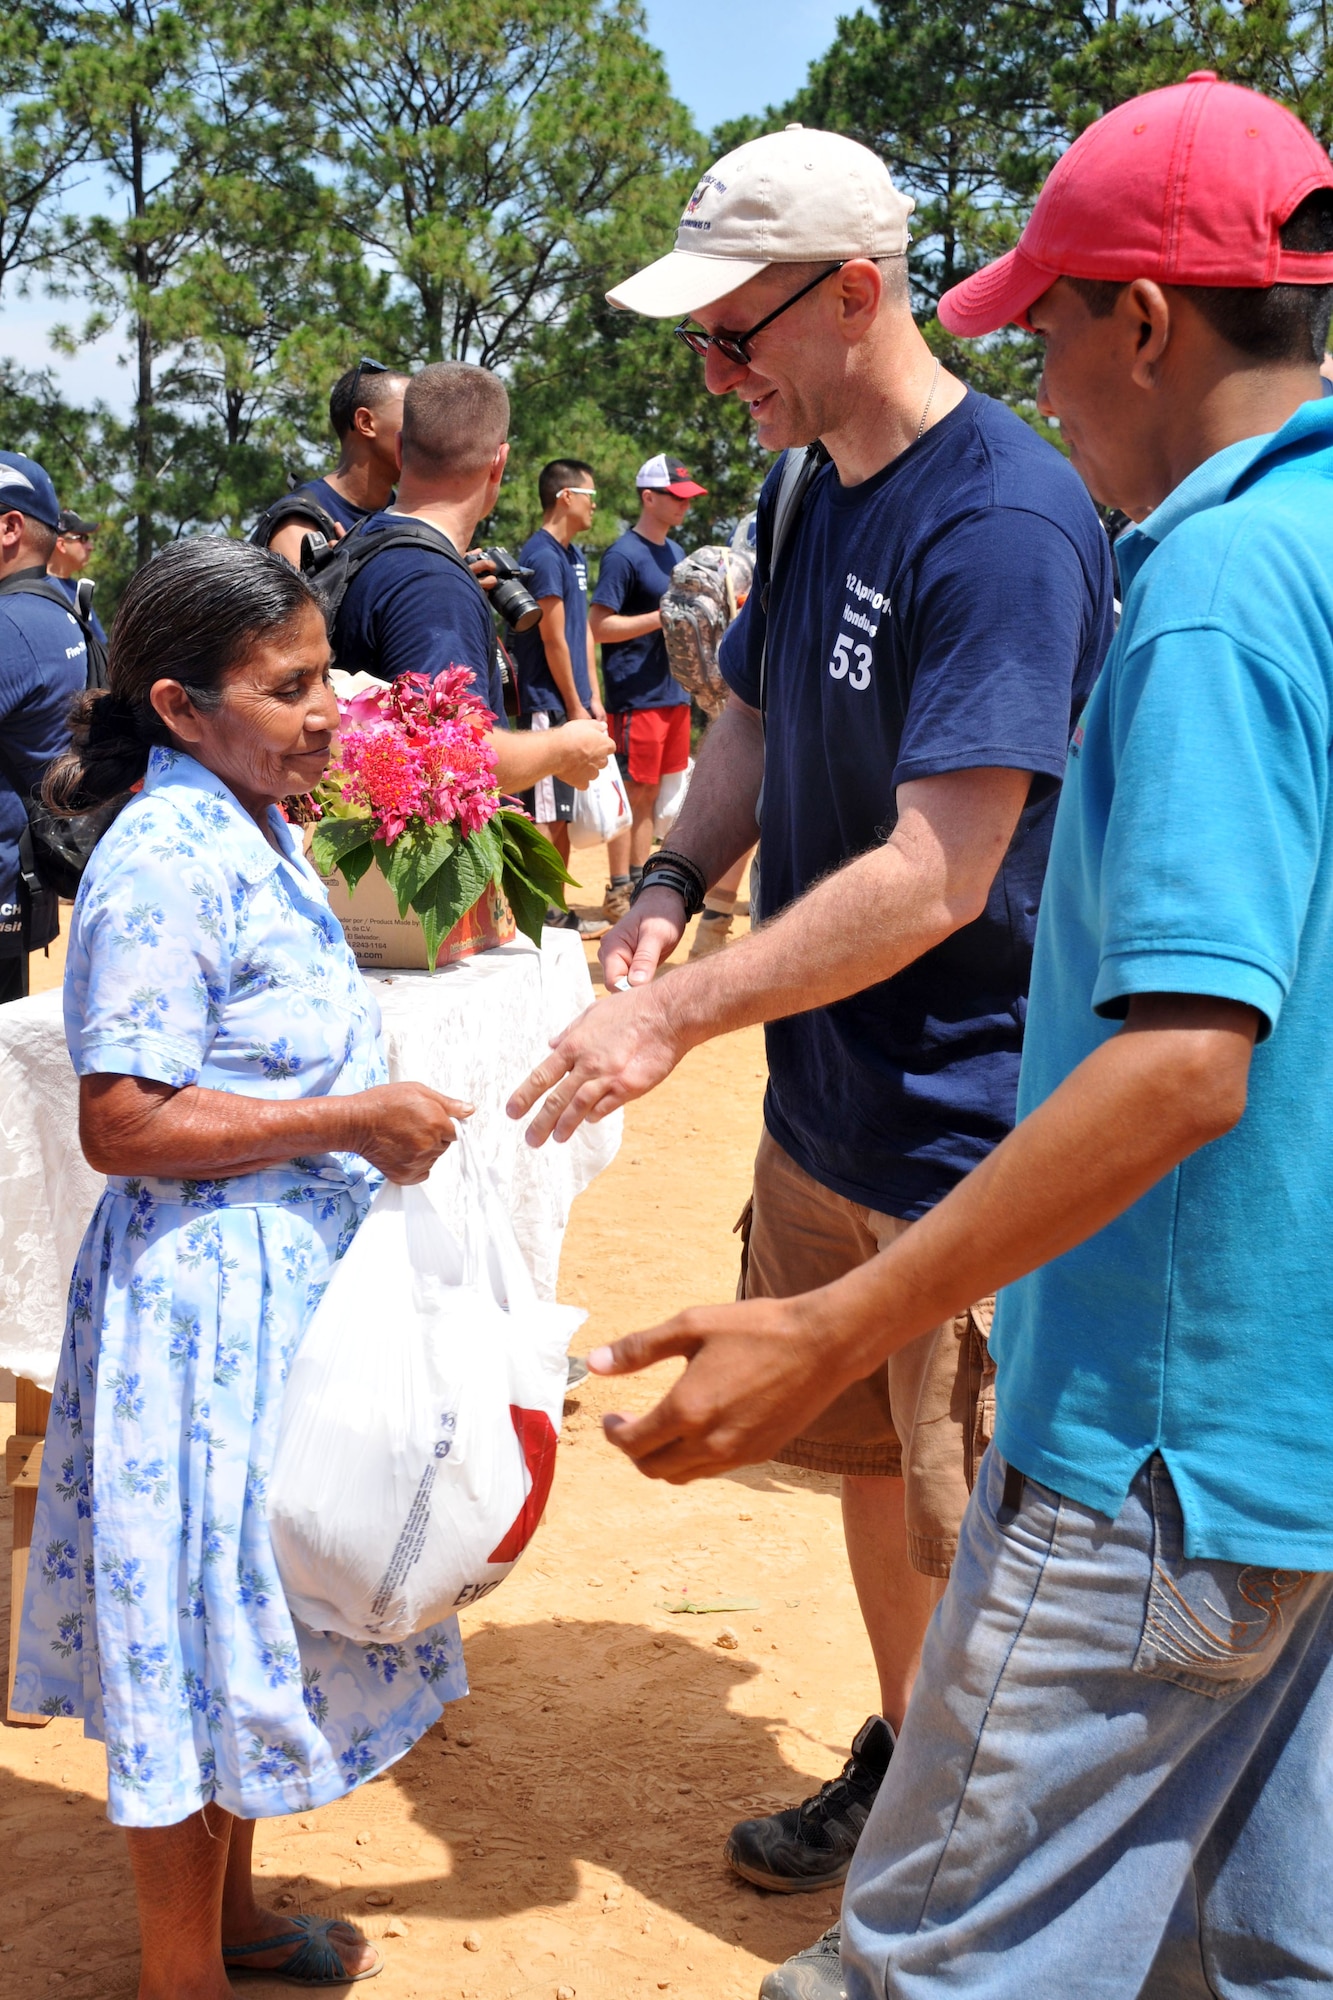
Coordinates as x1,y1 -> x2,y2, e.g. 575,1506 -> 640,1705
603,880 -> 632,923
689,908 -> 734,958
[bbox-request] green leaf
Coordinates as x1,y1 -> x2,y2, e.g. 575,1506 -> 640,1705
501,865 -> 549,949
374,821 -> 460,917
499,809 -> 574,899
409,823 -> 503,970
498,812 -> 578,947
309,813 -> 375,881
339,842 -> 377,895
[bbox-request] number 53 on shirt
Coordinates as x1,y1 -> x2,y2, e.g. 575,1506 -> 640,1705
830,632 -> 873,689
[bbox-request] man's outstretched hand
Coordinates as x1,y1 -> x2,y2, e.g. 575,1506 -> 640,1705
507,976 -> 687,1146
587,1294 -> 846,1484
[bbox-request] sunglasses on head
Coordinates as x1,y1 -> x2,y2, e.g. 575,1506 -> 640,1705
348,355 -> 390,407
674,261 -> 846,366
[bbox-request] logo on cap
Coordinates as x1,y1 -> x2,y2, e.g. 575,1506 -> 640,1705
685,172 -> 725,216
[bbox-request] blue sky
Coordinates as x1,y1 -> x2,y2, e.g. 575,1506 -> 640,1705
2,2 -> 852,406
644,0 -> 849,136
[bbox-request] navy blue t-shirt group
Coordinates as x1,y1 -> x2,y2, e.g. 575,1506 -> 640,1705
720,391 -> 1114,1219
592,529 -> 690,712
332,513 -> 508,722
509,528 -> 593,715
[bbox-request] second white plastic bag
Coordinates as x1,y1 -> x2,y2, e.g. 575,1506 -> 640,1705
569,758 -> 631,848
653,759 -> 693,838
267,1137 -> 584,1642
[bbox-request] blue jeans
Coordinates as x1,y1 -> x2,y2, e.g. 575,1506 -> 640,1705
842,1447 -> 1333,1998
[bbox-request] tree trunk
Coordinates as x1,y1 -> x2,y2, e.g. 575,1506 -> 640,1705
130,102 -> 155,570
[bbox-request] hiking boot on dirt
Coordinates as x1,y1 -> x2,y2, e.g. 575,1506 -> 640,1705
725,1715 -> 894,1893
545,906 -> 608,939
688,908 -> 734,958
758,1925 -> 847,2000
602,879 -> 632,924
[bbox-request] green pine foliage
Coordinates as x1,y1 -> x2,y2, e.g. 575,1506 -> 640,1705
3,0 -> 1330,610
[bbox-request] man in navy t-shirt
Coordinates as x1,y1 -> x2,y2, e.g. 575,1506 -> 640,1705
507,458 -> 610,934
331,363 -> 613,805
590,452 -> 706,922
0,453 -> 89,1003
255,359 -> 408,568
509,125 -> 1112,1924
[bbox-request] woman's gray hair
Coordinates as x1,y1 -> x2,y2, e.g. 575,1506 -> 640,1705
43,538 -> 322,815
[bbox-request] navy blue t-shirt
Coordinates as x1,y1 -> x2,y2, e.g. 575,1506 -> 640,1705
0,579 -> 88,955
290,475 -> 376,538
592,530 -> 689,712
720,392 -> 1114,1218
332,513 -> 507,722
509,528 -> 592,715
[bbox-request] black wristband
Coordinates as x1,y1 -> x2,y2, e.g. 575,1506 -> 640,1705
656,849 -> 707,904
632,852 -> 707,920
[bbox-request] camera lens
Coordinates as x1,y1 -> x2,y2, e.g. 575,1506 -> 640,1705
479,547 -> 543,631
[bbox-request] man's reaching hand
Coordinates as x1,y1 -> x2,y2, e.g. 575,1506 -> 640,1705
588,1294 -> 845,1484
506,977 -> 688,1146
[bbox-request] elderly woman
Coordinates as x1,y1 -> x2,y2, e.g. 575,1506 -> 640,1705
15,540 -> 473,1996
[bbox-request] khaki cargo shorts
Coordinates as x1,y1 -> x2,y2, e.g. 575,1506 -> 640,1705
737,1128 -> 995,1579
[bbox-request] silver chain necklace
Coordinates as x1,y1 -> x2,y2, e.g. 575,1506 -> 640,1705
916,358 -> 941,442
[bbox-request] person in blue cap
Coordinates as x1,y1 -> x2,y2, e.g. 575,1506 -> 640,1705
0,450 -> 90,1000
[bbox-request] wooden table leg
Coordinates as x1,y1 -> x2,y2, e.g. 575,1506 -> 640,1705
6,1378 -> 51,1727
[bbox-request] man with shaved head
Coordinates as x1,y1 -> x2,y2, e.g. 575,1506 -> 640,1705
332,361 -> 613,799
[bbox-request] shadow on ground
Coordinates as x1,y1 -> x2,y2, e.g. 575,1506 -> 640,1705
0,1614 -> 841,1998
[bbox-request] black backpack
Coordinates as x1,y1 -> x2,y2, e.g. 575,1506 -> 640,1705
248,486 -> 343,554
0,572 -> 108,688
306,514 -> 506,696
755,441 -> 829,724
0,573 -> 116,919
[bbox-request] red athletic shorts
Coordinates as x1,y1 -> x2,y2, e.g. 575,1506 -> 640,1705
609,704 -> 691,787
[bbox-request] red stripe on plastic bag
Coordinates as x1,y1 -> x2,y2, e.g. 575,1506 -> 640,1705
487,1406 -> 558,1565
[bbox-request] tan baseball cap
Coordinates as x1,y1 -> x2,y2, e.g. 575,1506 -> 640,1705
608,125 -> 914,319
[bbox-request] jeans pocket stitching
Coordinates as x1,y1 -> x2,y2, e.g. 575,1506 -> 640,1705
1136,1559 -> 1312,1698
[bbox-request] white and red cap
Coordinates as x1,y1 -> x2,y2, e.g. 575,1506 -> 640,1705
636,454 -> 708,498
608,126 -> 914,319
940,73 -> 1333,339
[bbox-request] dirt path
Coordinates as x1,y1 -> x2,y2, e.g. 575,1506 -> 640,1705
1,863 -> 875,2000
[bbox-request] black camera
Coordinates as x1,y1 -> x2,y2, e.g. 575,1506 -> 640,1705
467,546 -> 543,632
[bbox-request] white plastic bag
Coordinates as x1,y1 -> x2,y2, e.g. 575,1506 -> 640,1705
653,758 -> 693,838
268,1137 -> 584,1642
569,757 -> 631,848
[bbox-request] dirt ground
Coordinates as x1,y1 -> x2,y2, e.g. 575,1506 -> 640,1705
1,855 -> 876,2000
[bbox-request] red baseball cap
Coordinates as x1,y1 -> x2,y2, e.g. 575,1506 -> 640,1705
939,73 -> 1333,338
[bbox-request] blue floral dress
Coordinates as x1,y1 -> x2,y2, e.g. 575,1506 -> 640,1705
15,747 -> 466,1827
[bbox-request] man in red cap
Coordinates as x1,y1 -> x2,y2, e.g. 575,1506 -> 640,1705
575,76 -> 1333,2000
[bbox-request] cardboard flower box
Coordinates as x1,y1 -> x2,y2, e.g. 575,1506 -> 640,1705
307,844 -> 516,970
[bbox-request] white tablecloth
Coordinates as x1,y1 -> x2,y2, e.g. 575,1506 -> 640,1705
0,931 -> 618,1389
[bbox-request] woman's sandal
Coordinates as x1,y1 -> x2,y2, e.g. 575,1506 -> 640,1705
223,1915 -> 383,1985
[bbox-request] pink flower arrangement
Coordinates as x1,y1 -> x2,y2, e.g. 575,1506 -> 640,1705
306,667 -> 572,963
333,671 -> 499,844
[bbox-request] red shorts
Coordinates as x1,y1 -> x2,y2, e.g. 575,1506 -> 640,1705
609,705 -> 691,787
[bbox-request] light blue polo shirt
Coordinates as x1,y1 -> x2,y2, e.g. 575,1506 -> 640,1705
991,397 -> 1333,1567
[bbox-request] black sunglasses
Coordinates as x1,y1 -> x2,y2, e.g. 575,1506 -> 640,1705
674,262 -> 846,366
348,355 -> 390,407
